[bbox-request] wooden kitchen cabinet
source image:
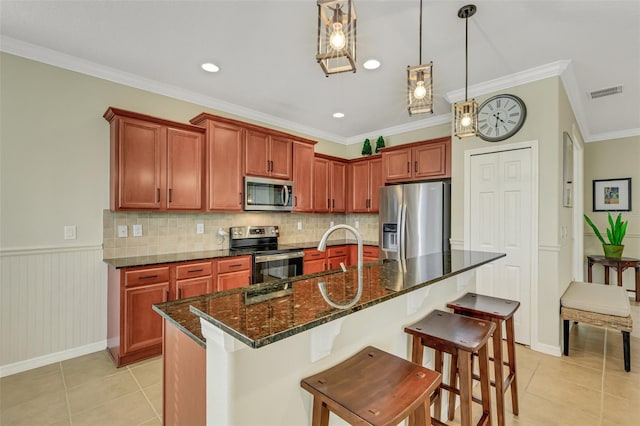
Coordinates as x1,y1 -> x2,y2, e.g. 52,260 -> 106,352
124,282 -> 169,355
348,155 -> 382,213
292,141 -> 316,212
348,245 -> 380,265
326,245 -> 349,271
175,260 -> 215,299
313,154 -> 346,213
104,107 -> 205,211
303,248 -> 327,274
190,114 -> 244,211
244,129 -> 292,180
381,137 -> 451,183
216,255 -> 252,290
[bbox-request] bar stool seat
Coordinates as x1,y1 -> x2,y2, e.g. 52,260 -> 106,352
301,346 -> 442,426
405,310 -> 496,426
447,293 -> 520,426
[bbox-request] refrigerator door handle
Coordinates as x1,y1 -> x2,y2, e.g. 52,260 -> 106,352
400,204 -> 407,259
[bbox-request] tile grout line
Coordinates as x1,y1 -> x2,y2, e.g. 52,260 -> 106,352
127,365 -> 162,422
59,361 -> 74,426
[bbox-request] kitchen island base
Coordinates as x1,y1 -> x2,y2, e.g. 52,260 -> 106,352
201,269 -> 477,425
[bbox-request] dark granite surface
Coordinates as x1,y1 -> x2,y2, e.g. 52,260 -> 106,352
103,239 -> 378,268
153,250 -> 505,349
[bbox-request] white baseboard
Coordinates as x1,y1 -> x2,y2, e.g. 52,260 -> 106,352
0,340 -> 107,378
531,341 -> 562,357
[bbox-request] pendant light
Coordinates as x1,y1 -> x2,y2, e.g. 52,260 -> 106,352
453,4 -> 478,138
407,0 -> 433,115
316,0 -> 357,76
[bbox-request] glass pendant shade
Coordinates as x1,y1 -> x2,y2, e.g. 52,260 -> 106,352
407,63 -> 433,115
454,99 -> 478,138
316,0 -> 356,75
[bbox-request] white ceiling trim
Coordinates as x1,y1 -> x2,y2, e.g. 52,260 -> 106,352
587,128 -> 640,143
0,36 -> 348,144
345,114 -> 452,145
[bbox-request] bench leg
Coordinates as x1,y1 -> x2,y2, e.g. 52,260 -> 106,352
563,320 -> 570,356
623,331 -> 630,372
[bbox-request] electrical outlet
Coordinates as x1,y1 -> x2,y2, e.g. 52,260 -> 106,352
354,221 -> 359,229
196,223 -> 204,234
64,225 -> 76,240
132,224 -> 142,237
330,221 -> 334,227
118,225 -> 128,238
297,222 -> 302,231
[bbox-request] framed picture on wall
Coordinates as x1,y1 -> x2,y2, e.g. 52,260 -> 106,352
592,178 -> 632,212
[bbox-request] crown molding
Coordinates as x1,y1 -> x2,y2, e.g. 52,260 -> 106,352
345,114 -> 452,145
0,36 -> 348,144
586,128 -> 640,143
445,60 -> 571,103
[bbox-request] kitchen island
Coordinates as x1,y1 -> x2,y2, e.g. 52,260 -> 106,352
154,250 -> 505,425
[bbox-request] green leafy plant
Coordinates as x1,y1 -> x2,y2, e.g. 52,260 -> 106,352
361,138 -> 372,156
584,212 -> 628,245
375,136 -> 385,153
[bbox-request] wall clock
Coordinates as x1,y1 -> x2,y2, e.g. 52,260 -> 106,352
477,94 -> 527,142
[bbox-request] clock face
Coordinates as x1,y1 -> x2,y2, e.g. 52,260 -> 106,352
477,94 -> 527,142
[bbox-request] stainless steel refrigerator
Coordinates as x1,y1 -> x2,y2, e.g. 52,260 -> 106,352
379,181 -> 451,260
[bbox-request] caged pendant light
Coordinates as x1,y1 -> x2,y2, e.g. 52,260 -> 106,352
407,0 -> 433,116
453,4 -> 478,138
316,0 -> 357,76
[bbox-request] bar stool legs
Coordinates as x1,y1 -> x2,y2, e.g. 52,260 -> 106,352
405,310 -> 495,426
447,293 -> 521,426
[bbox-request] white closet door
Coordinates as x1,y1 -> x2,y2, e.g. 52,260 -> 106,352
470,148 -> 532,345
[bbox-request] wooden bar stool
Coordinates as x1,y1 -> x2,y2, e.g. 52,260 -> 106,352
447,293 -> 520,426
404,310 -> 495,426
300,346 -> 442,426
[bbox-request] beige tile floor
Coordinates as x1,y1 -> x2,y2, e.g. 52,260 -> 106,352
1,307 -> 638,426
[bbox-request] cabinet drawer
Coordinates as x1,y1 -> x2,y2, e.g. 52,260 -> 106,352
124,266 -> 170,287
327,246 -> 348,257
304,248 -> 326,260
175,261 -> 213,279
363,246 -> 379,258
218,256 -> 251,274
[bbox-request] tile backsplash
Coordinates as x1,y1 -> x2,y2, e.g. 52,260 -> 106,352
103,210 -> 379,259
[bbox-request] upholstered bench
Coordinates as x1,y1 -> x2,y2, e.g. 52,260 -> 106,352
561,281 -> 633,371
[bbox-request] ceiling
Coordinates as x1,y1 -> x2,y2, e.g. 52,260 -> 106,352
1,0 -> 639,144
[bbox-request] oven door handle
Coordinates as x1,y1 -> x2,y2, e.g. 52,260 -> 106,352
254,251 -> 305,263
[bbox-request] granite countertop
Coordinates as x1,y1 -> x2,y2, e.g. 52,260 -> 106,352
103,239 -> 378,268
153,250 -> 505,349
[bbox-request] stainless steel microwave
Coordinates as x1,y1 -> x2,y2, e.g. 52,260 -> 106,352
244,177 -> 294,211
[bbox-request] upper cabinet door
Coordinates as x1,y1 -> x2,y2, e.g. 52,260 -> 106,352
349,161 -> 370,213
382,148 -> 412,183
244,130 -> 270,177
368,157 -> 383,212
205,121 -> 244,211
166,127 -> 204,210
268,136 -> 292,180
313,157 -> 330,213
117,117 -> 165,210
293,142 -> 314,212
330,161 -> 346,213
413,140 -> 450,179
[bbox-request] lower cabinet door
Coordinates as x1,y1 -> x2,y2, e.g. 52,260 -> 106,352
124,282 -> 169,354
304,259 -> 326,274
176,276 -> 212,299
327,256 -> 348,271
217,270 -> 251,291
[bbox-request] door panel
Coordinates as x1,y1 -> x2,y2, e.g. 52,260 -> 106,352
470,148 -> 531,345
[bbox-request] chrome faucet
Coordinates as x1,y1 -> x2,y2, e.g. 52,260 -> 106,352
317,224 -> 363,309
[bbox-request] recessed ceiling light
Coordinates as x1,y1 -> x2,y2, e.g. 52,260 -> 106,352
333,112 -> 345,118
201,62 -> 220,73
363,59 -> 381,70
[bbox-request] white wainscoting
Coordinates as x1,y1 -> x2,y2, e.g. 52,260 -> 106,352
0,245 -> 107,377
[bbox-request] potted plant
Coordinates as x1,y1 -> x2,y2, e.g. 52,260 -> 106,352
584,212 -> 628,259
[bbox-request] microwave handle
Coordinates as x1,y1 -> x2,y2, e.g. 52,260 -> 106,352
282,185 -> 290,206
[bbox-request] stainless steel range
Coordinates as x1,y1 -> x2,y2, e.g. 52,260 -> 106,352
229,225 -> 304,284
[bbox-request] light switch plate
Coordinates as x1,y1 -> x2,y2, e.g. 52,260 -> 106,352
64,225 -> 76,240
196,223 -> 204,234
297,222 -> 302,231
330,221 -> 334,227
355,221 -> 359,228
132,224 -> 142,237
117,225 -> 128,238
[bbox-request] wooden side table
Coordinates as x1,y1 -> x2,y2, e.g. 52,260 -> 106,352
587,255 -> 640,302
